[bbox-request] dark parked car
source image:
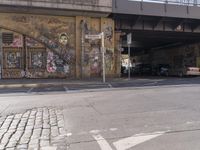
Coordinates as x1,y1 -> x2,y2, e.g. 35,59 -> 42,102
133,64 -> 152,75
152,64 -> 170,76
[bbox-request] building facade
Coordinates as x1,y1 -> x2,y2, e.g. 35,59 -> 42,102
0,0 -> 121,79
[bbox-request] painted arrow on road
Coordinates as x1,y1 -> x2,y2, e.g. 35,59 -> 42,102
93,131 -> 165,150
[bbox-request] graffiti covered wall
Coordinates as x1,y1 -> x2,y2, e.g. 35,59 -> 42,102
0,13 -> 75,78
76,17 -> 116,78
0,13 -> 119,79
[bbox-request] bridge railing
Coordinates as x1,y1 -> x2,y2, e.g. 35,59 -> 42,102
0,0 -> 112,13
0,0 -> 99,5
129,0 -> 200,6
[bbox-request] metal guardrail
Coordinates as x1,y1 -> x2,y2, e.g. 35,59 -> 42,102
129,0 -> 200,6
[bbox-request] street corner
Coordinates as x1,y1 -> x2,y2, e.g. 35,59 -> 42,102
0,107 -> 68,150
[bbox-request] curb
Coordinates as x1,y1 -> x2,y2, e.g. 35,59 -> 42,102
0,82 -> 110,89
0,84 -> 38,88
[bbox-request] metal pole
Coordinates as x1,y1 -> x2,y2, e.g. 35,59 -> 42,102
101,32 -> 106,83
0,29 -> 2,79
81,28 -> 84,79
128,44 -> 131,80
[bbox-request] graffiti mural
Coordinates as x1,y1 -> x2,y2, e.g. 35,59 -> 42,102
2,46 -> 23,79
0,14 -> 76,78
3,70 -> 22,79
31,52 -> 44,68
26,37 -> 44,47
79,17 -> 115,77
6,52 -> 21,68
59,33 -> 69,45
90,46 -> 101,75
104,26 -> 113,43
46,49 -> 74,75
101,18 -> 115,74
47,51 -> 57,73
3,32 -> 23,47
105,49 -> 114,73
0,13 -> 118,78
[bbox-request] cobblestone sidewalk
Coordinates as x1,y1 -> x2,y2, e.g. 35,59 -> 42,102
0,107 -> 67,150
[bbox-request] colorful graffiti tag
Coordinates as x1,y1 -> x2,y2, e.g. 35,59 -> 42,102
6,52 -> 21,69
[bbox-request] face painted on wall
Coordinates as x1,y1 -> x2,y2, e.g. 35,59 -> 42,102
59,33 -> 68,45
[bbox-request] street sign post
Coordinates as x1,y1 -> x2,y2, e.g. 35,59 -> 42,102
101,32 -> 106,83
127,33 -> 132,80
85,34 -> 102,40
127,33 -> 132,45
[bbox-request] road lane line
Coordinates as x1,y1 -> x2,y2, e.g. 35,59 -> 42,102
90,130 -> 101,134
27,87 -> 34,93
110,128 -> 118,131
93,134 -> 113,150
66,133 -> 72,137
64,86 -> 68,92
113,132 -> 164,150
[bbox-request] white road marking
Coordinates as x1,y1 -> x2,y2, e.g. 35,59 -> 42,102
110,128 -> 118,131
66,133 -> 72,137
40,146 -> 57,150
27,87 -> 34,93
64,86 -> 68,92
186,121 -> 194,125
93,134 -> 113,150
113,132 -> 164,150
90,130 -> 101,134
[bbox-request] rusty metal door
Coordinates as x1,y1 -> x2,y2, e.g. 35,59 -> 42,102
2,47 -> 24,78
2,47 -> 46,79
26,47 -> 46,78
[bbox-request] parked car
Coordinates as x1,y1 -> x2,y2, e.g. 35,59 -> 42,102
152,64 -> 170,76
121,65 -> 135,76
169,66 -> 200,77
133,64 -> 152,75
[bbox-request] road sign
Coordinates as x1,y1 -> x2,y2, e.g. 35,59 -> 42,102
85,34 -> 102,40
127,33 -> 132,45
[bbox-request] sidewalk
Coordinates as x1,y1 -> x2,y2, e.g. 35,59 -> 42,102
0,77 -> 162,89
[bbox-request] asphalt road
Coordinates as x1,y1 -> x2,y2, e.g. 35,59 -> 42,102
0,78 -> 200,149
